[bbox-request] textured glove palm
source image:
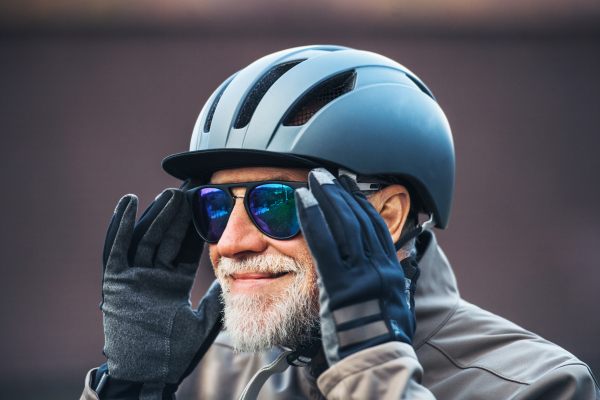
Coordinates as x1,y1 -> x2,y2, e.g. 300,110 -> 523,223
295,169 -> 420,366
99,188 -> 222,400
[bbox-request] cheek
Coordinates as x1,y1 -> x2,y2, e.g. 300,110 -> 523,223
209,244 -> 220,273
280,236 -> 318,291
266,234 -> 310,259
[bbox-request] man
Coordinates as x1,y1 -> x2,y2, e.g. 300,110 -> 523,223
81,45 -> 599,399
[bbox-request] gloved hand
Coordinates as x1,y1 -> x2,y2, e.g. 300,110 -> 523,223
295,168 -> 420,366
97,185 -> 222,400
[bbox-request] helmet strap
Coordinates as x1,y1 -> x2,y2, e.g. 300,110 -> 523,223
394,214 -> 435,252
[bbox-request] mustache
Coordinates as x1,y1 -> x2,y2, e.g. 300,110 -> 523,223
216,254 -> 304,280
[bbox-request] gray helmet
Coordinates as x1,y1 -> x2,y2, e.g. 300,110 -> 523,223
162,45 -> 455,229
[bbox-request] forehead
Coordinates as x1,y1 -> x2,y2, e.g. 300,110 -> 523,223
210,167 -> 312,184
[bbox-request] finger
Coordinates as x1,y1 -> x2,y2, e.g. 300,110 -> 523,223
137,199 -> 157,222
155,194 -> 203,272
355,192 -> 397,258
332,176 -> 383,257
127,190 -> 174,267
104,194 -> 138,274
337,174 -> 358,194
101,195 -> 138,309
130,189 -> 182,268
308,169 -> 365,261
103,195 -> 132,267
178,179 -> 195,192
340,176 -> 396,258
171,222 -> 204,271
295,188 -> 341,270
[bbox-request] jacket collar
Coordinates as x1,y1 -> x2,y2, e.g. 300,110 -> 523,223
412,230 -> 460,349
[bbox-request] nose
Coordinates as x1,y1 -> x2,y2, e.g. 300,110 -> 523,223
216,196 -> 268,258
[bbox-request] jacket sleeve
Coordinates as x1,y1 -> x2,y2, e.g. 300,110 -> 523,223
316,342 -> 436,400
513,363 -> 600,400
80,369 -> 101,400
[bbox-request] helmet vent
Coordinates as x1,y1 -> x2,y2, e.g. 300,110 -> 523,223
283,70 -> 356,126
234,60 -> 304,129
204,90 -> 224,133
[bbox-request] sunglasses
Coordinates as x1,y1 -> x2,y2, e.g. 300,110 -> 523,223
186,181 -> 309,243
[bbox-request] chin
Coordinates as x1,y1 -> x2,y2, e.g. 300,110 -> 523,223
216,253 -> 320,352
222,286 -> 319,353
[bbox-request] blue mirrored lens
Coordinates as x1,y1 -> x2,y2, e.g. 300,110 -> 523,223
196,188 -> 232,242
248,184 -> 299,238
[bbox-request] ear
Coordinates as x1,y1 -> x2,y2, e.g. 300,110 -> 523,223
368,185 -> 411,244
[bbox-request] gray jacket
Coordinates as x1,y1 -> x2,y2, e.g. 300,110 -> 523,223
82,232 -> 599,399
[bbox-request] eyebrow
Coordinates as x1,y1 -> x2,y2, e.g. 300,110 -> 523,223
209,174 -> 303,184
266,174 -> 298,181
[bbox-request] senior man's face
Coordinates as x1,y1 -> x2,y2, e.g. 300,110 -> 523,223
208,167 -> 319,352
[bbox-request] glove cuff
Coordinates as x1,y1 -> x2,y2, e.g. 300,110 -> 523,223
93,364 -> 178,400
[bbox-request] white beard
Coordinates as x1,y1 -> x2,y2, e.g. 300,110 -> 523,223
216,253 -> 320,353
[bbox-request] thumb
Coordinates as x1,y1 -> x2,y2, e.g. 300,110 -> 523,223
103,194 -> 138,273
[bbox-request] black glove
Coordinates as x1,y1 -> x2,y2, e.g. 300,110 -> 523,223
96,185 -> 222,400
295,168 -> 420,366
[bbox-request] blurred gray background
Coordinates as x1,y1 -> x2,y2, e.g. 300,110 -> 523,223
1,1 -> 599,398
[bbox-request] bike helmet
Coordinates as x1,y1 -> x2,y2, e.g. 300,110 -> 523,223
163,45 -> 454,229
